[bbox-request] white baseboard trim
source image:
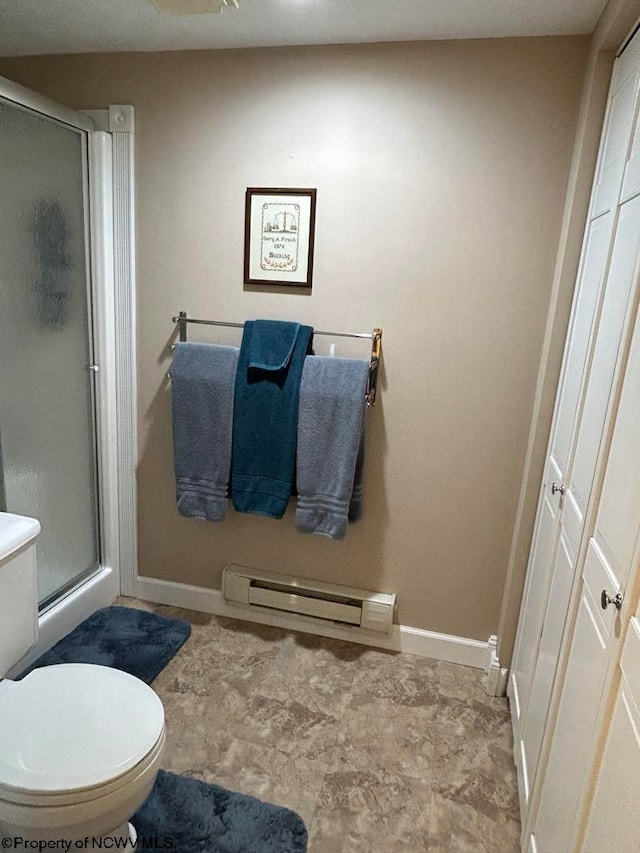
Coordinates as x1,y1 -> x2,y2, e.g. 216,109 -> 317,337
485,634 -> 509,696
136,576 -> 489,669
7,567 -> 118,679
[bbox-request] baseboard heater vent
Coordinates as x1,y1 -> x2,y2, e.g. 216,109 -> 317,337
222,565 -> 395,636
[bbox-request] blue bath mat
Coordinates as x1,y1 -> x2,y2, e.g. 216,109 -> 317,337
21,606 -> 191,683
133,770 -> 308,853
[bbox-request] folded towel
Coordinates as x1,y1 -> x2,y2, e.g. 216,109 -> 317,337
232,320 -> 314,519
171,342 -> 239,521
296,356 -> 369,540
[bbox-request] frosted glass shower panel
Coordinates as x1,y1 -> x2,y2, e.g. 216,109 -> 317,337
0,99 -> 99,605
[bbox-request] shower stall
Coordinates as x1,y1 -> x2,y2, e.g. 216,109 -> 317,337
0,97 -> 100,608
0,77 -> 131,658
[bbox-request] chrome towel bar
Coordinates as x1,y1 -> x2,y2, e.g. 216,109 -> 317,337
166,311 -> 383,405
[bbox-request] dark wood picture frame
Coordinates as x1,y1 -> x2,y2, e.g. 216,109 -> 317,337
244,187 -> 317,288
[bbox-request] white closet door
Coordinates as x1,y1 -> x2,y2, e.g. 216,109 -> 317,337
564,193 -> 640,554
511,470 -> 561,733
531,561 -> 615,853
548,214 -> 615,477
520,530 -> 574,790
509,40 -> 640,813
511,212 -> 611,727
533,186 -> 640,851
592,43 -> 640,218
581,618 -> 640,853
511,73 -> 628,731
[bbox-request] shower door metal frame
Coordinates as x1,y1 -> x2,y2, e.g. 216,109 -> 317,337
32,112 -> 104,612
0,75 -> 130,661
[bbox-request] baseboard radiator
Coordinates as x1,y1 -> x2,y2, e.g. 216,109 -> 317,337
222,565 -> 396,636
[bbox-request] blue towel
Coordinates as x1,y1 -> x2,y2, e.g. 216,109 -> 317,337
232,320 -> 313,518
171,342 -> 239,521
348,431 -> 366,523
296,356 -> 368,539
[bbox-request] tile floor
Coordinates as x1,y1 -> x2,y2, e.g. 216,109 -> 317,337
121,598 -> 520,852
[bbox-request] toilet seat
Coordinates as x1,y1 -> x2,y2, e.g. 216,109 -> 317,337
0,664 -> 165,804
0,729 -> 166,808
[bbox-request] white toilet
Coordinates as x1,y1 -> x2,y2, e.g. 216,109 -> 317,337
0,513 -> 166,842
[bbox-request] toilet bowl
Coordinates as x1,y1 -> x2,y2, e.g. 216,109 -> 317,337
0,514 -> 166,842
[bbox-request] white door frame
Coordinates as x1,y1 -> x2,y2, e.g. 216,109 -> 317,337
0,75 -> 138,673
86,105 -> 138,599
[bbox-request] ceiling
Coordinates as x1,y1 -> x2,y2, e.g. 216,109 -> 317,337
0,0 -> 608,57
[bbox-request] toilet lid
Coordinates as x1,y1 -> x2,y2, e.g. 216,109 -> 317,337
0,664 -> 165,793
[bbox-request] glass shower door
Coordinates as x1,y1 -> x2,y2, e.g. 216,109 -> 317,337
0,98 -> 100,608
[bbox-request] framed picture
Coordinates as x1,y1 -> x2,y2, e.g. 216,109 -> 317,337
244,187 -> 317,287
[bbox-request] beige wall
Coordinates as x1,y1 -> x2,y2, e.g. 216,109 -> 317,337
0,37 -> 588,641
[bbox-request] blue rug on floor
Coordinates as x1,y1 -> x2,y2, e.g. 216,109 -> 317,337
133,770 -> 308,853
20,605 -> 191,683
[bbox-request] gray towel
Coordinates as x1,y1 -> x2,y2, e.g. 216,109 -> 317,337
296,356 -> 369,540
171,342 -> 239,521
348,432 -> 365,523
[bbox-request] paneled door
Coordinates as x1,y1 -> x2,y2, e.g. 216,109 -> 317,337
581,617 -> 640,853
531,141 -> 640,850
509,32 -> 640,815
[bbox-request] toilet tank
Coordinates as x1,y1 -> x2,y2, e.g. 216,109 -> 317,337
0,513 -> 40,676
